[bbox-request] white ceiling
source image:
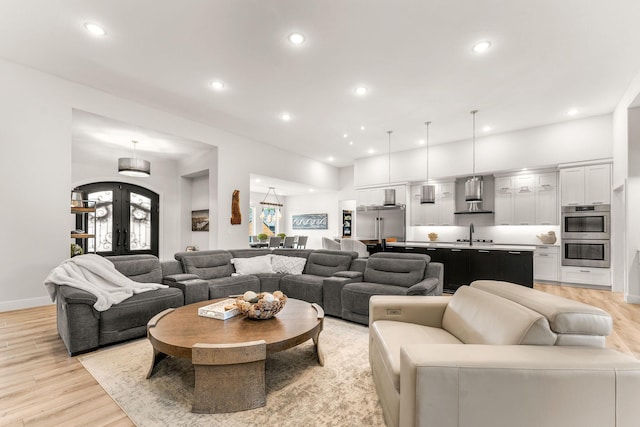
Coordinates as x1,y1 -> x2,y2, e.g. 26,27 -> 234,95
3,1 -> 640,169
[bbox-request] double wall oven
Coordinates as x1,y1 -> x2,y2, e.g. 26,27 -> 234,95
561,205 -> 610,268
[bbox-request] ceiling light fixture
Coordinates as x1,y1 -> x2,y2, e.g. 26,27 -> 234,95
84,22 -> 106,36
483,125 -> 492,132
349,141 -> 354,145
384,131 -> 396,206
328,156 -> 335,162
118,140 -> 150,177
288,32 -> 305,45
260,187 -> 283,208
567,108 -> 579,116
343,133 -> 348,138
420,121 -> 436,204
472,41 -> 491,54
281,112 -> 292,121
210,81 -> 225,90
465,110 -> 483,210
368,148 -> 374,154
360,125 -> 365,131
354,86 -> 368,96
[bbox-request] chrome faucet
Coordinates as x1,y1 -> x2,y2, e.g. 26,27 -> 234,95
469,223 -> 475,246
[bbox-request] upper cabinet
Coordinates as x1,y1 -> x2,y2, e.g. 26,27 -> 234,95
356,184 -> 407,207
560,164 -> 611,206
410,182 -> 455,226
493,171 -> 558,225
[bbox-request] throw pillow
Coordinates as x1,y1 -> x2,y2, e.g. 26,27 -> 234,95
271,255 -> 307,275
231,255 -> 274,275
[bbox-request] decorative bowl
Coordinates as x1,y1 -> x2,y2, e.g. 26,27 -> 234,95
235,291 -> 287,320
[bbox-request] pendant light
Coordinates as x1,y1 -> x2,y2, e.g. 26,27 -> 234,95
118,140 -> 150,177
465,110 -> 483,210
420,121 -> 436,204
383,131 -> 396,206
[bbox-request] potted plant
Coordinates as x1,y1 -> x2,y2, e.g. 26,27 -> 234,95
257,233 -> 269,242
277,233 -> 286,239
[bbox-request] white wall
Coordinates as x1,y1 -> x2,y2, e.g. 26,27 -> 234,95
0,58 -> 339,311
354,114 -> 613,187
283,192 -> 340,249
189,173 -> 210,250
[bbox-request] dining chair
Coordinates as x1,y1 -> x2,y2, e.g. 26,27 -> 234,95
296,235 -> 308,249
268,236 -> 282,248
283,236 -> 296,248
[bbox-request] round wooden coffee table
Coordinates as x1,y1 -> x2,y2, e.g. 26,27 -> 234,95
146,298 -> 324,414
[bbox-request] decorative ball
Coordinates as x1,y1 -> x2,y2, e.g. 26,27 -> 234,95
236,292 -> 287,320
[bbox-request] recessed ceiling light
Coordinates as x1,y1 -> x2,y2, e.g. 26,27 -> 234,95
255,178 -> 261,183
84,22 -> 106,36
288,32 -> 305,45
472,41 -> 491,54
343,133 -> 348,138
360,125 -> 366,131
354,86 -> 369,96
349,141 -> 354,145
418,139 -> 425,145
210,81 -> 225,90
368,148 -> 375,154
483,125 -> 492,132
281,112 -> 292,121
328,156 -> 335,162
308,188 -> 315,192
567,108 -> 579,116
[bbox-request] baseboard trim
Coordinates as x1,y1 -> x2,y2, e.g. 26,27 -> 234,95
624,294 -> 640,304
0,296 -> 53,312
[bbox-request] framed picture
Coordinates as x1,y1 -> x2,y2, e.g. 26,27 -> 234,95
192,209 -> 209,231
292,213 -> 328,230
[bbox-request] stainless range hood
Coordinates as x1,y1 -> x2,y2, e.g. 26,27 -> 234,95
454,175 -> 494,214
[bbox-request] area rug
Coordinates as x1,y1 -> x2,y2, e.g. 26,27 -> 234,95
79,317 -> 385,427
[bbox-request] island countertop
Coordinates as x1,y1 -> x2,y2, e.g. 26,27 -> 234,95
386,241 -> 537,252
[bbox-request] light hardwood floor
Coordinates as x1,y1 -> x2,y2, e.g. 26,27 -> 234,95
1,284 -> 639,426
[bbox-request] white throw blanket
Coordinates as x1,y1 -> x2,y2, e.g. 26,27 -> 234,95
44,254 -> 168,312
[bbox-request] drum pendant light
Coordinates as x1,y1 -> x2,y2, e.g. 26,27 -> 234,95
420,121 -> 436,204
118,140 -> 150,177
465,110 -> 483,210
383,131 -> 396,206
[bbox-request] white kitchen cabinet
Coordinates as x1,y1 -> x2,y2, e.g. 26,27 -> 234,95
357,184 -> 406,207
534,245 -> 559,282
513,175 -> 535,225
535,172 -> 558,225
493,172 -> 558,225
560,266 -> 611,287
409,182 -> 454,226
494,177 -> 514,225
560,164 -> 610,206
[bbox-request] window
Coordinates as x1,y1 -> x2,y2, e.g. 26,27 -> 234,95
76,182 -> 159,256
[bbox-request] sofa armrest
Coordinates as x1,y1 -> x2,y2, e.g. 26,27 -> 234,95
57,284 -> 99,306
406,277 -> 439,296
425,262 -> 444,294
322,275 -> 364,317
349,258 -> 367,274
369,295 -> 451,328
399,344 -> 640,427
163,276 -> 209,305
333,270 -> 363,279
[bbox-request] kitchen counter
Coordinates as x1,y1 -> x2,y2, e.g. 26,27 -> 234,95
387,241 -> 537,252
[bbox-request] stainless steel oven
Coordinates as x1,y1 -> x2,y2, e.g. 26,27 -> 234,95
562,239 -> 610,268
561,205 -> 610,240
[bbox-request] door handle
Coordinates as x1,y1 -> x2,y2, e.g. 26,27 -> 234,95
115,228 -> 121,247
123,229 -> 128,248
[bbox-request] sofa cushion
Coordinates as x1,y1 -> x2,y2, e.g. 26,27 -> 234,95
206,275 -> 260,299
271,254 -> 307,274
304,250 -> 356,276
371,320 -> 462,391
175,250 -> 234,280
364,255 -> 427,288
99,287 -> 183,344
106,254 -> 163,283
470,280 -> 613,337
442,286 -> 557,345
280,274 -> 325,305
231,255 -> 274,275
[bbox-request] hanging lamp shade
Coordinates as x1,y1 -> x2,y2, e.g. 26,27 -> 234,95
465,110 -> 483,203
420,121 -> 436,204
383,131 -> 396,206
118,140 -> 150,177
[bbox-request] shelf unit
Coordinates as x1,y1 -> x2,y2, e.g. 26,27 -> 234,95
71,201 -> 97,255
342,210 -> 353,238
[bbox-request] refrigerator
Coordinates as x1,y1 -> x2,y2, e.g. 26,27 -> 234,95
355,205 -> 406,243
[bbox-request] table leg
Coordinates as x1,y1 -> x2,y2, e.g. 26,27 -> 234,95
146,347 -> 167,379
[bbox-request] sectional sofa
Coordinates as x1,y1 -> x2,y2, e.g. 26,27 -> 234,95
369,280 -> 640,427
53,249 -> 444,355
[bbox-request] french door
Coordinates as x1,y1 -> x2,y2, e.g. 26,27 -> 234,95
76,182 -> 159,256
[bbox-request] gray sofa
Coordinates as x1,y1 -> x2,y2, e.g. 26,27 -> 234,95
341,252 -> 444,324
55,254 -> 191,355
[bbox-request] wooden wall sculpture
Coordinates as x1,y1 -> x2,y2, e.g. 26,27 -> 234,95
231,190 -> 242,225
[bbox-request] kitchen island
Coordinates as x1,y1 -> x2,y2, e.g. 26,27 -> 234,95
385,241 -> 535,292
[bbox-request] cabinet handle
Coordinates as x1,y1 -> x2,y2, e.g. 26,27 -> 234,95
451,249 -> 462,252
405,247 -> 414,250
538,254 -> 549,257
427,248 -> 436,251
579,270 -> 591,273
519,222 -> 529,225
568,203 -> 579,206
540,222 -> 551,225
478,250 -> 490,253
508,251 -> 521,255
592,201 -> 604,205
